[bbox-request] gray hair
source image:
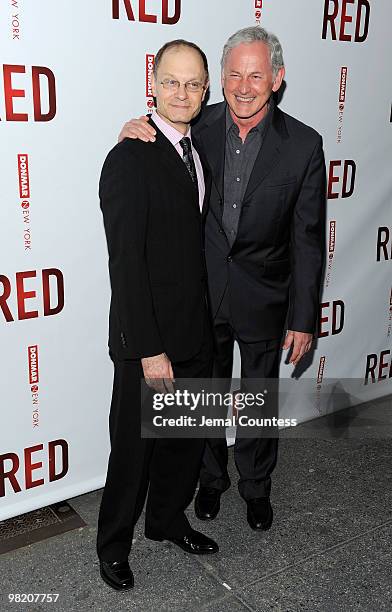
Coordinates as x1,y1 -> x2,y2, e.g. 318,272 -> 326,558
221,26 -> 284,78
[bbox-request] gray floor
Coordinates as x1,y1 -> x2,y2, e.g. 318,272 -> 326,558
1,396 -> 392,612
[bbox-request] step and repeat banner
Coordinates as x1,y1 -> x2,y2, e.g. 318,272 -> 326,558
0,1 -> 391,520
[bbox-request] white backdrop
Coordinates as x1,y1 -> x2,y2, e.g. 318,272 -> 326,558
1,0 -> 391,521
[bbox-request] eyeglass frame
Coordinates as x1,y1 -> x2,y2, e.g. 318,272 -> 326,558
159,78 -> 207,93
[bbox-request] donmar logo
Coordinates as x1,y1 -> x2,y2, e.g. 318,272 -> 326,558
146,55 -> 154,97
317,356 -> 326,384
322,0 -> 370,42
336,67 -> 348,144
0,439 -> 69,497
0,268 -> 65,322
28,345 -> 40,427
18,154 -> 30,198
254,0 -> 262,24
145,54 -> 155,110
339,67 -> 347,102
17,154 -> 33,250
324,221 -> 336,289
315,356 -> 326,414
329,220 -> 336,253
112,0 -> 181,24
387,288 -> 392,338
1,65 -> 56,122
28,345 -> 39,384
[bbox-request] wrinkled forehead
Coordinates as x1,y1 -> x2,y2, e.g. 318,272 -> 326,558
223,41 -> 271,71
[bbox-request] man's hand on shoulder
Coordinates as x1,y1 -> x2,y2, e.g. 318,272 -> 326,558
141,352 -> 174,393
118,115 -> 156,143
283,330 -> 313,366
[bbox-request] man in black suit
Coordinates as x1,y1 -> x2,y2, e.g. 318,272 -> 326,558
119,27 -> 326,533
97,40 -> 219,592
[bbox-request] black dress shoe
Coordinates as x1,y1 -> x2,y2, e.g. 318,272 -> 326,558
166,529 -> 219,554
246,498 -> 273,531
194,487 -> 221,520
100,560 -> 134,591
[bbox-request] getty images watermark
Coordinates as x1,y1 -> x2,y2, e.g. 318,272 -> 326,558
140,378 -> 392,440
141,378 -> 291,439
151,388 -> 297,429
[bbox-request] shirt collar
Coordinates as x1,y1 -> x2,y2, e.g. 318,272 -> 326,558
151,110 -> 192,147
225,96 -> 275,137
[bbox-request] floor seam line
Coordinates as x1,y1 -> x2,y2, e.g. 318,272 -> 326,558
230,517 -> 392,590
193,556 -> 257,610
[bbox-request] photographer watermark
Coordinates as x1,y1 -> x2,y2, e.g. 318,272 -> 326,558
140,378 -> 392,439
151,387 -> 296,429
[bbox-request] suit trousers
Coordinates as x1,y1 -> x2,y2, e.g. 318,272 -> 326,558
97,312 -> 213,562
199,287 -> 281,500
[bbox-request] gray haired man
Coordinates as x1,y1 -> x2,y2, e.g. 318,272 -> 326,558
119,26 -> 326,531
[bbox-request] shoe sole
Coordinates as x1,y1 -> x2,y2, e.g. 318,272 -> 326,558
168,541 -> 219,555
194,511 -> 218,521
146,535 -> 219,555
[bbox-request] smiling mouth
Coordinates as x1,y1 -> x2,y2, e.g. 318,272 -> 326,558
234,96 -> 256,103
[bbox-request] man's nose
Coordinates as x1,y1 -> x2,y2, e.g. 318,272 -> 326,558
238,77 -> 251,93
175,84 -> 188,100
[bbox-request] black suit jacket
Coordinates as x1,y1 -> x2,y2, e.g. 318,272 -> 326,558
100,119 -> 211,361
192,101 -> 326,341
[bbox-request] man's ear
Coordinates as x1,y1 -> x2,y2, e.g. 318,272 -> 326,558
272,67 -> 285,93
202,81 -> 210,102
151,72 -> 157,97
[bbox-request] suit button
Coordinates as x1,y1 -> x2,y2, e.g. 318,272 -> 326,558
218,228 -> 224,234
227,256 -> 232,263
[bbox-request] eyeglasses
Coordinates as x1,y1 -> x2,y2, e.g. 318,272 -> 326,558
160,78 -> 205,93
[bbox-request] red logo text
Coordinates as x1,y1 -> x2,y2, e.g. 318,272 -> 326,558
0,440 -> 69,497
322,0 -> 370,42
1,65 -> 56,122
0,268 -> 65,322
112,0 -> 181,24
328,160 -> 356,199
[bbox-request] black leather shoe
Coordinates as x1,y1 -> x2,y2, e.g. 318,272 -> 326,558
194,487 -> 221,520
166,529 -> 219,554
246,498 -> 273,531
100,560 -> 134,591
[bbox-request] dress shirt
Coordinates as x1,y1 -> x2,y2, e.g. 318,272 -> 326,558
151,110 -> 205,212
223,98 -> 274,246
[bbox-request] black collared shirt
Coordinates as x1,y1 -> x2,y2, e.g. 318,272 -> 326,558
222,98 -> 274,246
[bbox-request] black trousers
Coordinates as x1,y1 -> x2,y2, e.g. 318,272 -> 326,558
199,288 -> 281,500
97,314 -> 213,562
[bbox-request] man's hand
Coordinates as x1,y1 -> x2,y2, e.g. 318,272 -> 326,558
141,352 -> 174,393
118,116 -> 156,143
283,330 -> 313,366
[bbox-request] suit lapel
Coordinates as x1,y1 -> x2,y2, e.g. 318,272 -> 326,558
243,106 -> 288,202
150,118 -> 200,213
194,105 -> 226,201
